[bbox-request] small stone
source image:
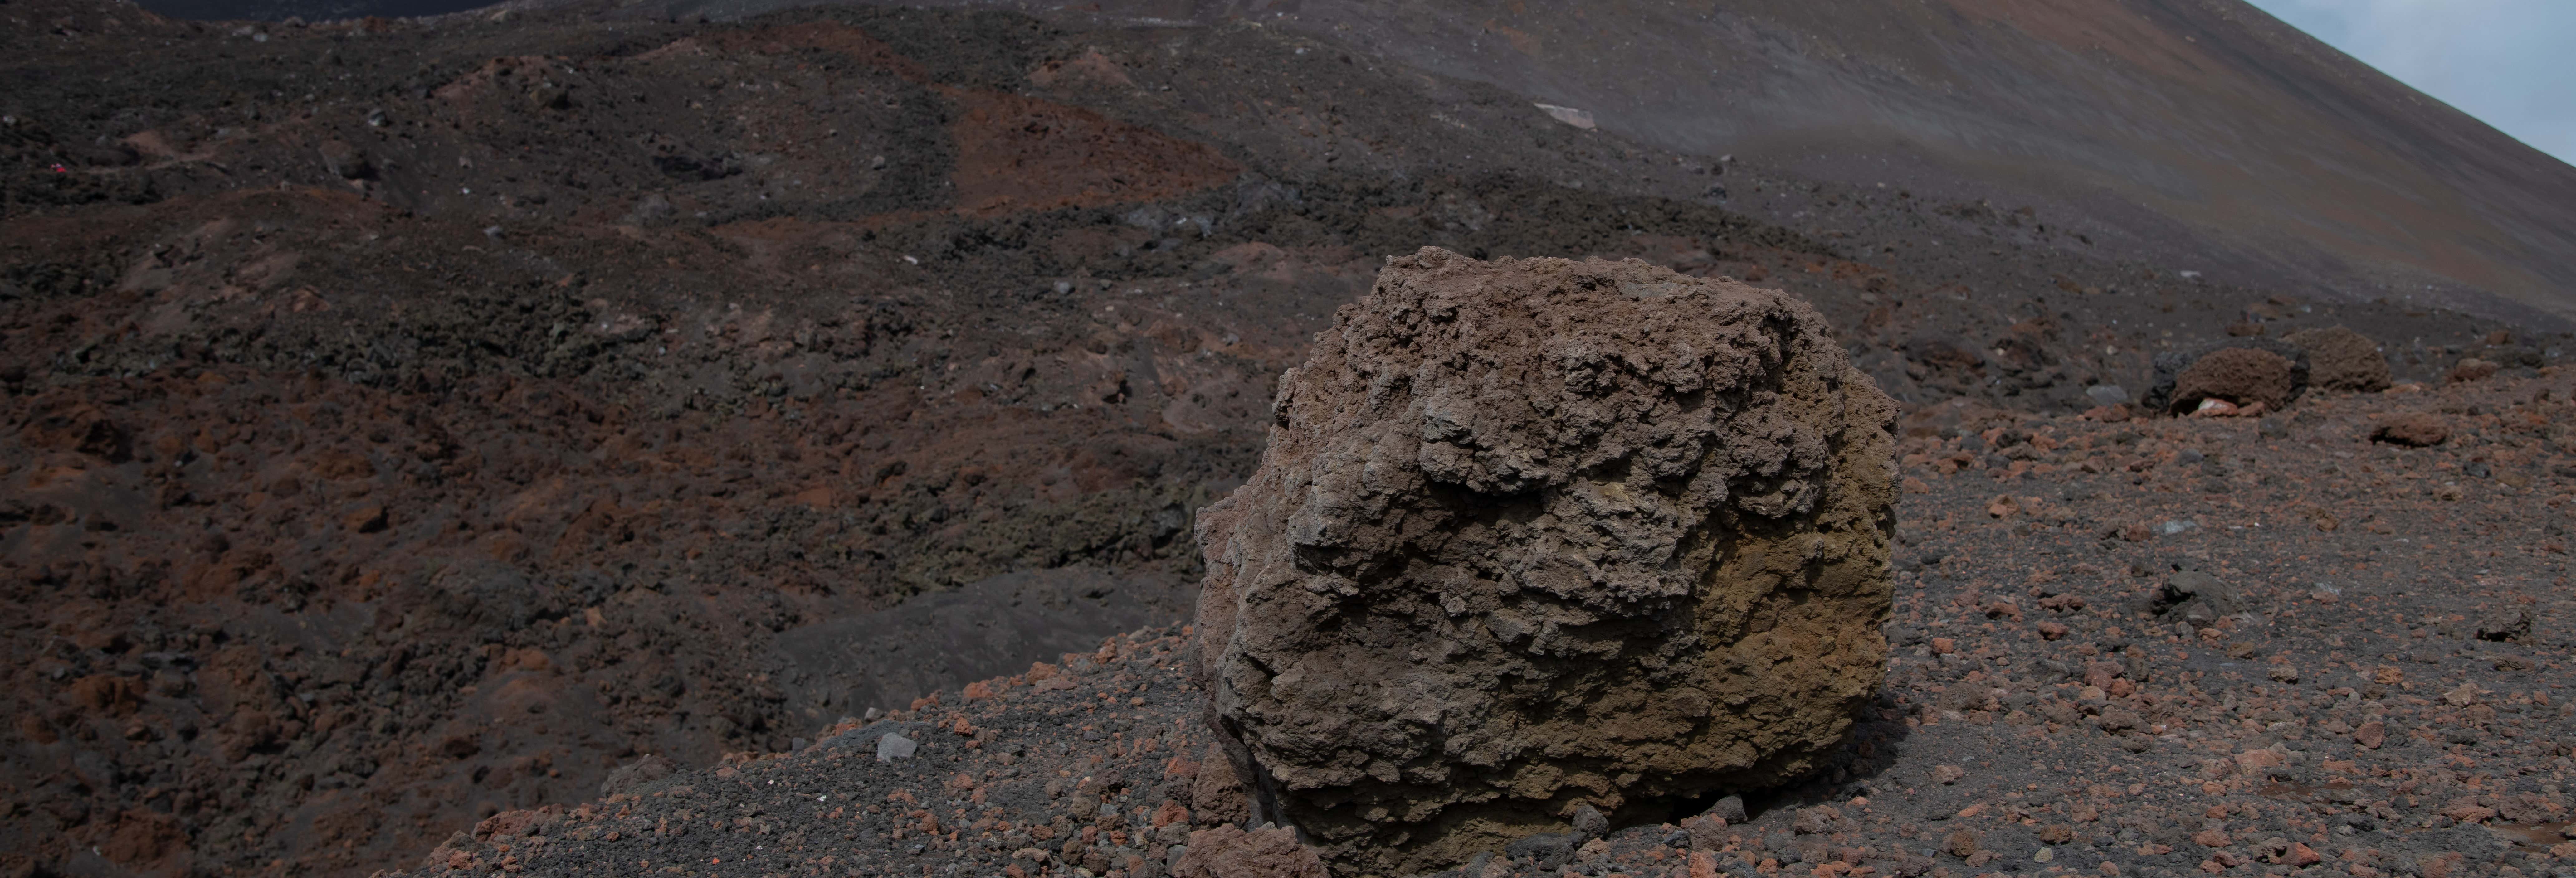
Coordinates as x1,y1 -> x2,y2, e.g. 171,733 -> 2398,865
2371,413 -> 2449,447
2034,846 -> 2055,863
2448,358 -> 2499,382
2086,385 -> 2129,406
1705,794 -> 1748,825
2192,828 -> 2231,847
2267,665 -> 2299,683
1503,832 -> 1583,868
1572,804 -> 1608,839
1191,750 -> 1250,825
1931,765 -> 1966,785
2286,842 -> 2322,866
877,733 -> 918,762
1791,806 -> 1841,835
2476,608 -> 2534,643
344,505 -> 389,534
1941,829 -> 1980,858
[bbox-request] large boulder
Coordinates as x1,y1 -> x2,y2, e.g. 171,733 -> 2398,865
2282,327 -> 2392,392
1191,248 -> 1898,876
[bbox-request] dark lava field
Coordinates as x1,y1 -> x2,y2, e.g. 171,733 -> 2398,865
3,0 -> 2573,875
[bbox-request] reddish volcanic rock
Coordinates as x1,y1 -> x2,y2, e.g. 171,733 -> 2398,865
2372,412 -> 2451,447
1171,825 -> 1332,878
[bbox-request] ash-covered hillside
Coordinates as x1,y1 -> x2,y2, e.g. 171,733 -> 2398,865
2,0 -> 2571,876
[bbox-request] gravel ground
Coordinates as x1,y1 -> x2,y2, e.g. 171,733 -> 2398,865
383,370 -> 2576,878
9,2 -> 2571,874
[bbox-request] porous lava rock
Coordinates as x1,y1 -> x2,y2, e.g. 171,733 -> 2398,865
2142,339 -> 2310,415
2372,413 -> 2450,447
2283,327 -> 2392,392
1190,248 -> 1899,875
2170,347 -> 2295,413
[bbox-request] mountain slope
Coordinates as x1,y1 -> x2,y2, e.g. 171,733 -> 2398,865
622,0 -> 2576,326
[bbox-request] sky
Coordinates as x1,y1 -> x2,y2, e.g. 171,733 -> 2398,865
2243,0 -> 2575,167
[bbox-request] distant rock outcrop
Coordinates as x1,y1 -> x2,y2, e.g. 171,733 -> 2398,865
2284,327 -> 2393,392
1190,248 -> 1899,875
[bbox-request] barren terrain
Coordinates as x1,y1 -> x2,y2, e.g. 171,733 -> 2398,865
390,371 -> 2576,878
3,1 -> 2572,876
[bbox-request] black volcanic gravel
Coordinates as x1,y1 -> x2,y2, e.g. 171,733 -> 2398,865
389,371 -> 2576,878
8,2 -> 2573,875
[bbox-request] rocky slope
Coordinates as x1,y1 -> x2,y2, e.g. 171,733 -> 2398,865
3,1 -> 2572,876
388,370 -> 2576,878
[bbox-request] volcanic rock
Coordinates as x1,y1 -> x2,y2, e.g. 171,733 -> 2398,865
2155,570 -> 2247,628
2372,413 -> 2451,447
2142,339 -> 2310,415
2283,327 -> 2392,392
597,754 -> 673,797
1191,247 -> 1898,875
2170,348 -> 2295,413
1171,825 -> 1331,878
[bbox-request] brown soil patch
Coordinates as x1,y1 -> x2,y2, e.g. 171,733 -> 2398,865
945,88 -> 1243,216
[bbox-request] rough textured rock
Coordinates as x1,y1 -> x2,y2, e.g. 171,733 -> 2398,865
2372,413 -> 2451,447
598,754 -> 674,797
1172,825 -> 1334,878
2283,327 -> 2393,392
1191,748 -> 1254,825
2169,347 -> 2295,413
2155,570 -> 2247,628
1190,248 -> 1898,875
2141,339 -> 2310,415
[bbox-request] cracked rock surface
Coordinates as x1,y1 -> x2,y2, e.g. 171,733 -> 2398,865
1190,248 -> 1899,875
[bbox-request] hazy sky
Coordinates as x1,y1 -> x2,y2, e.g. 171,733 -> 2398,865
2243,0 -> 2574,167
